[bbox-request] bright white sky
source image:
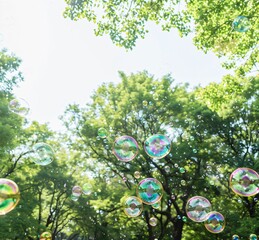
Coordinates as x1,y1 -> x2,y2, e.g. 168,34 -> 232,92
0,0 -> 229,131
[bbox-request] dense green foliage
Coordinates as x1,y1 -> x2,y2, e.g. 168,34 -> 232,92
63,0 -> 259,73
61,71 -> 259,239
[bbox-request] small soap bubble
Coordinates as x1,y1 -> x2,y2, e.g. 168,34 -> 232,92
171,195 -> 176,200
232,235 -> 240,240
82,183 -> 93,195
9,98 -> 30,116
174,163 -> 179,168
250,234 -> 258,240
143,100 -> 148,107
186,196 -> 211,222
123,177 -> 127,182
144,134 -> 171,159
98,128 -> 108,138
179,167 -> 185,173
181,180 -> 186,186
193,149 -> 198,153
134,171 -> 141,179
31,143 -> 55,166
149,217 -> 158,226
0,178 -> 20,215
182,216 -> 187,222
124,196 -> 143,217
232,16 -> 250,32
70,195 -> 79,201
136,178 -> 163,205
204,212 -> 225,234
113,136 -> 138,162
164,166 -> 170,173
72,186 -> 82,197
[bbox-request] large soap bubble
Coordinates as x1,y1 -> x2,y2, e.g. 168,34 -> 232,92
186,196 -> 211,222
113,136 -> 138,162
136,178 -> 163,205
40,232 -> 52,240
232,16 -> 250,32
204,212 -> 225,234
0,178 -> 20,215
124,196 -> 143,217
9,98 -> 30,116
31,143 -> 55,166
144,134 -> 171,159
229,168 -> 259,197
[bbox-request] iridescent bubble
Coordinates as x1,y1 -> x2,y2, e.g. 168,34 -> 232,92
134,171 -> 141,179
72,186 -> 82,197
186,196 -> 211,222
179,167 -> 186,173
232,235 -> 240,240
9,98 -> 30,116
144,134 -> 171,159
124,196 -> 143,217
70,194 -> 79,201
40,232 -> 52,240
98,128 -> 108,138
149,217 -> 158,226
232,16 -> 250,32
113,136 -> 138,162
181,180 -> 186,186
229,168 -> 259,197
0,178 -> 20,215
143,100 -> 148,107
164,166 -> 170,173
31,143 -> 55,166
204,212 -> 225,234
136,178 -> 163,205
250,234 -> 258,240
182,216 -> 187,222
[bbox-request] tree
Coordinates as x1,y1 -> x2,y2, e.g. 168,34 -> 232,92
61,71 -> 259,239
63,0 -> 259,73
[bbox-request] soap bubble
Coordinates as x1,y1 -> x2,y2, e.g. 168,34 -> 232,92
179,167 -> 186,173
136,178 -> 163,205
181,180 -> 186,186
144,134 -> 171,159
134,171 -> 141,179
82,183 -> 92,195
186,196 -> 211,222
9,98 -> 30,116
72,186 -> 82,197
232,16 -> 250,32
40,232 -> 52,240
232,235 -> 240,240
204,212 -> 225,234
113,136 -> 138,162
124,196 -> 143,217
31,143 -> 55,166
98,128 -> 108,138
143,100 -> 148,107
164,166 -> 170,173
149,217 -> 158,226
182,216 -> 187,222
70,194 -> 79,201
250,234 -> 258,240
229,168 -> 259,197
0,178 -> 20,215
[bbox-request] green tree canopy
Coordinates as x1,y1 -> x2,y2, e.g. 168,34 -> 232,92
63,0 -> 259,73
